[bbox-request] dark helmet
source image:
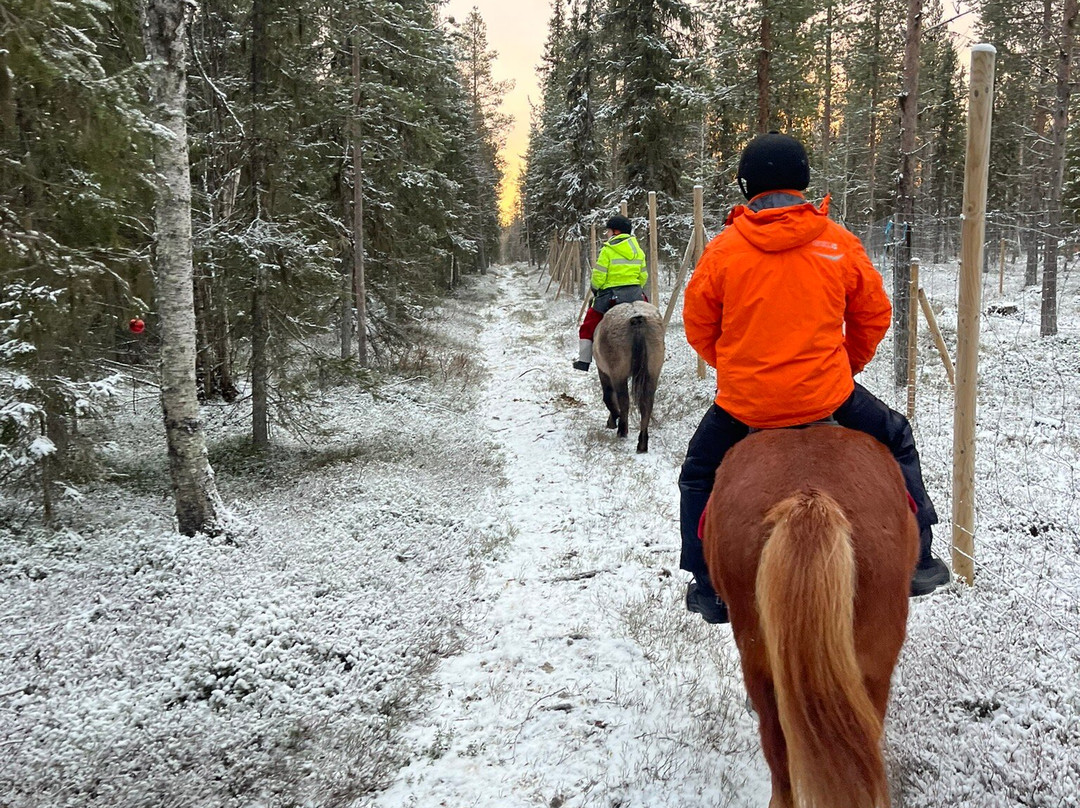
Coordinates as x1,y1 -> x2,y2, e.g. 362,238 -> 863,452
736,132 -> 810,201
605,214 -> 633,234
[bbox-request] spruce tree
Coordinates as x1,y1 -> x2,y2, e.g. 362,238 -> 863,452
600,0 -> 697,211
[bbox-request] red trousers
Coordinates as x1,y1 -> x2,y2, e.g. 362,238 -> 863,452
579,292 -> 649,340
579,307 -> 604,341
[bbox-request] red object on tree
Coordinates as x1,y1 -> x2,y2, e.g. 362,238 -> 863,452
129,318 -> 146,334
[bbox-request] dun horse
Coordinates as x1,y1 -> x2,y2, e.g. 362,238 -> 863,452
592,301 -> 665,453
701,426 -> 919,808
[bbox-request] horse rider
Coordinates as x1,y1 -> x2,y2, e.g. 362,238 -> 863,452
573,215 -> 648,371
679,131 -> 951,625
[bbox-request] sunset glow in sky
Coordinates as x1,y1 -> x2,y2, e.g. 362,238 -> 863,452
443,0 -> 549,223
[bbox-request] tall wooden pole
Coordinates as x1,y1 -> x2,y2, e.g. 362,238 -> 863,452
952,45 -> 996,586
693,186 -> 707,379
648,191 -> 659,306
906,259 -> 920,420
620,200 -> 628,217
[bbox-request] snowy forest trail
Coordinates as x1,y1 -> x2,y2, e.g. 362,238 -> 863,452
373,262 -> 769,807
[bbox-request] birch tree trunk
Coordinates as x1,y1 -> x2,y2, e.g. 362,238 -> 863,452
142,0 -> 225,536
1041,0 -> 1078,337
894,0 -> 921,386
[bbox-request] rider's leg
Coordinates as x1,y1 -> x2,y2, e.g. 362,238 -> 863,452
679,403 -> 750,623
832,383 -> 950,594
574,307 -> 603,370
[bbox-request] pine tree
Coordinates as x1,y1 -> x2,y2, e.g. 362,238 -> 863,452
978,0 -> 1051,286
453,9 -> 512,275
1040,0 -> 1078,336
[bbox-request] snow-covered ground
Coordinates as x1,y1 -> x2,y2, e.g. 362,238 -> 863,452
1,256 -> 1078,807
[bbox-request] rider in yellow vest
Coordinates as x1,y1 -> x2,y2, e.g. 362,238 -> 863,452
574,215 -> 649,371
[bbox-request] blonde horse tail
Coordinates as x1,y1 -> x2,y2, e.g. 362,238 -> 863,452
757,490 -> 889,808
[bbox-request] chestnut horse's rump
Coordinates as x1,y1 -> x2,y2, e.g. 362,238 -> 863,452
703,425 -> 919,808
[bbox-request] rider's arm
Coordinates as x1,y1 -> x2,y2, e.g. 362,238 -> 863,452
683,248 -> 724,369
843,240 -> 892,375
591,247 -> 611,292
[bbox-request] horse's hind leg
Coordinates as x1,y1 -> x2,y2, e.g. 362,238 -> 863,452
636,373 -> 656,453
598,370 -> 619,429
614,379 -> 630,438
748,674 -> 793,808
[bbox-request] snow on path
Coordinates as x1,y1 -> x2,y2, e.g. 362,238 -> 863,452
372,264 -> 770,808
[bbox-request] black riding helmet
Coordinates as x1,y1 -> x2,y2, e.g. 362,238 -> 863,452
736,132 -> 810,201
606,214 -> 633,234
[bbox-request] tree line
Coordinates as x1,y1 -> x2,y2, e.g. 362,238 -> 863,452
518,0 -> 1077,343
0,0 -> 506,528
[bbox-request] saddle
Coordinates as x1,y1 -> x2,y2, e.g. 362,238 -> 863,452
746,416 -> 839,435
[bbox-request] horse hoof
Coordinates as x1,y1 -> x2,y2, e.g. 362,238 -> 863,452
606,416 -> 617,429
637,434 -> 648,453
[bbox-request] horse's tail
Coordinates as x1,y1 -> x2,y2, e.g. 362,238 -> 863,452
757,490 -> 888,808
628,315 -> 652,411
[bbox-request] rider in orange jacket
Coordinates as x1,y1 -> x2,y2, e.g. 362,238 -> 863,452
680,132 -> 950,625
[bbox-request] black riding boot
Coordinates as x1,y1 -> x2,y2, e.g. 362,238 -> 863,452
911,526 -> 951,596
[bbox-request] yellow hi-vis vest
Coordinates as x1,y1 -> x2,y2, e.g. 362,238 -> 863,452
592,234 -> 648,291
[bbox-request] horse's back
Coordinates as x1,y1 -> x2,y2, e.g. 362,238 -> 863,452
595,301 -> 662,335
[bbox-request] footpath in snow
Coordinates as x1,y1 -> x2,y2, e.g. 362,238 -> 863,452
3,260 -> 1078,808
373,262 -> 770,807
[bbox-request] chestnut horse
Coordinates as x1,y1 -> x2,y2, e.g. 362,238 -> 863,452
701,426 -> 918,808
592,301 -> 665,453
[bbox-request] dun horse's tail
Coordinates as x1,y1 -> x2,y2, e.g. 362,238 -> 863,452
628,315 -> 653,411
757,490 -> 888,808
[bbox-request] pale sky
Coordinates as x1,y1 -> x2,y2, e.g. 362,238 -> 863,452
443,0 -> 550,221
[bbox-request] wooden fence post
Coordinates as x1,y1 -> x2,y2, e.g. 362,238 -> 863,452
918,289 -> 955,386
648,191 -> 659,308
906,259 -> 920,420
952,44 -> 996,587
693,185 -> 707,379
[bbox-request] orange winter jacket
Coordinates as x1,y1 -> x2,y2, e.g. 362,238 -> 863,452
683,192 -> 891,428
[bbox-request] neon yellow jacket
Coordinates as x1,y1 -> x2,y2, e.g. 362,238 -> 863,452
592,234 -> 648,291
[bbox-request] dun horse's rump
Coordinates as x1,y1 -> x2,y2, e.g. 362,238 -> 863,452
702,426 -> 919,808
592,301 -> 665,453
